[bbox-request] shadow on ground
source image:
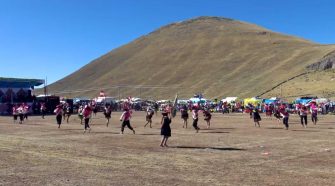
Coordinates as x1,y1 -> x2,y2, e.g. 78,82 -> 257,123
171,146 -> 245,151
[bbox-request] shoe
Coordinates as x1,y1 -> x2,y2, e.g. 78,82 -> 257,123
133,130 -> 136,134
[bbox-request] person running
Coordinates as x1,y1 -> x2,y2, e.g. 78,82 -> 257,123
64,103 -> 71,123
40,103 -> 46,119
299,106 -> 308,128
144,106 -> 154,128
160,111 -> 172,147
203,109 -> 212,129
54,105 -> 63,128
273,109 -> 282,122
17,104 -> 24,124
119,108 -> 135,134
310,104 -> 318,125
265,104 -> 273,118
253,108 -> 261,127
12,104 -> 18,123
92,102 -> 98,117
78,105 -> 84,124
192,107 -> 200,132
280,109 -> 289,130
180,105 -> 189,128
104,104 -> 112,127
23,103 -> 29,120
83,104 -> 92,133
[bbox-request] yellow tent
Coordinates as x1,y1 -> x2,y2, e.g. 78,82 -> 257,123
243,97 -> 263,107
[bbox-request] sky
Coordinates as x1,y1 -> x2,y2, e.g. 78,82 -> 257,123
1,0 -> 335,85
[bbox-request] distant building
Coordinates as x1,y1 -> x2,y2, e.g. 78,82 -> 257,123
0,77 -> 44,114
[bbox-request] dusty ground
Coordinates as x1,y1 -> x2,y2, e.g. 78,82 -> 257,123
0,111 -> 334,186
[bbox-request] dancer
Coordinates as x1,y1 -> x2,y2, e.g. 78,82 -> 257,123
299,106 -> 308,128
265,104 -> 273,118
144,106 -> 154,128
92,102 -> 98,117
119,108 -> 135,134
40,103 -> 46,119
310,104 -> 318,125
17,104 -> 24,124
253,108 -> 261,127
203,109 -> 212,129
78,105 -> 84,124
180,105 -> 189,128
23,103 -> 29,120
274,109 -> 282,122
64,103 -> 71,123
83,104 -> 92,133
280,109 -> 289,130
192,106 -> 200,132
104,105 -> 112,127
12,104 -> 18,123
54,105 -> 63,128
160,111 -> 172,147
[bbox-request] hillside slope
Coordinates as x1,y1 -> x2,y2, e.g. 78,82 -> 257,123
46,16 -> 335,99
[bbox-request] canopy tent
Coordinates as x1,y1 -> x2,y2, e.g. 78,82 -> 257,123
221,97 -> 238,103
295,97 -> 317,105
0,77 -> 44,88
177,99 -> 189,104
263,97 -> 280,104
189,97 -> 207,104
244,97 -> 263,106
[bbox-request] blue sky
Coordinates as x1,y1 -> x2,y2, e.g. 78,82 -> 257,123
1,0 -> 334,85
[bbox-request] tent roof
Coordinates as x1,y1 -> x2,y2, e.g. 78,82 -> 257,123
0,77 -> 44,88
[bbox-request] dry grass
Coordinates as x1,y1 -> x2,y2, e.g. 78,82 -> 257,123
1,111 -> 334,185
264,69 -> 335,100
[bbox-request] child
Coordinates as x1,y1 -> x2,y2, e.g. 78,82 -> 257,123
253,109 -> 261,127
104,105 -> 112,127
180,106 -> 189,128
299,106 -> 308,128
203,109 -> 212,129
78,105 -> 84,125
310,105 -> 318,125
12,105 -> 18,123
40,103 -> 46,119
144,106 -> 154,128
64,103 -> 71,123
119,108 -> 135,134
192,107 -> 200,132
17,105 -> 24,124
160,111 -> 172,147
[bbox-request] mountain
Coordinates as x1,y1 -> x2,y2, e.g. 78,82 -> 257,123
46,16 -> 335,100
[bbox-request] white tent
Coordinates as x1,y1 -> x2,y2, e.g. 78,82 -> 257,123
221,97 -> 238,103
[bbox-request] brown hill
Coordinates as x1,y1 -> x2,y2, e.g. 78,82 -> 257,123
46,16 -> 335,100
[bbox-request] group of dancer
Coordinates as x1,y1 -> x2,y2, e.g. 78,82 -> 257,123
249,101 -> 319,130
10,99 -> 324,147
12,103 -> 30,124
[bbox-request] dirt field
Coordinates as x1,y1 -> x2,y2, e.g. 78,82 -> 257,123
0,111 -> 334,186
